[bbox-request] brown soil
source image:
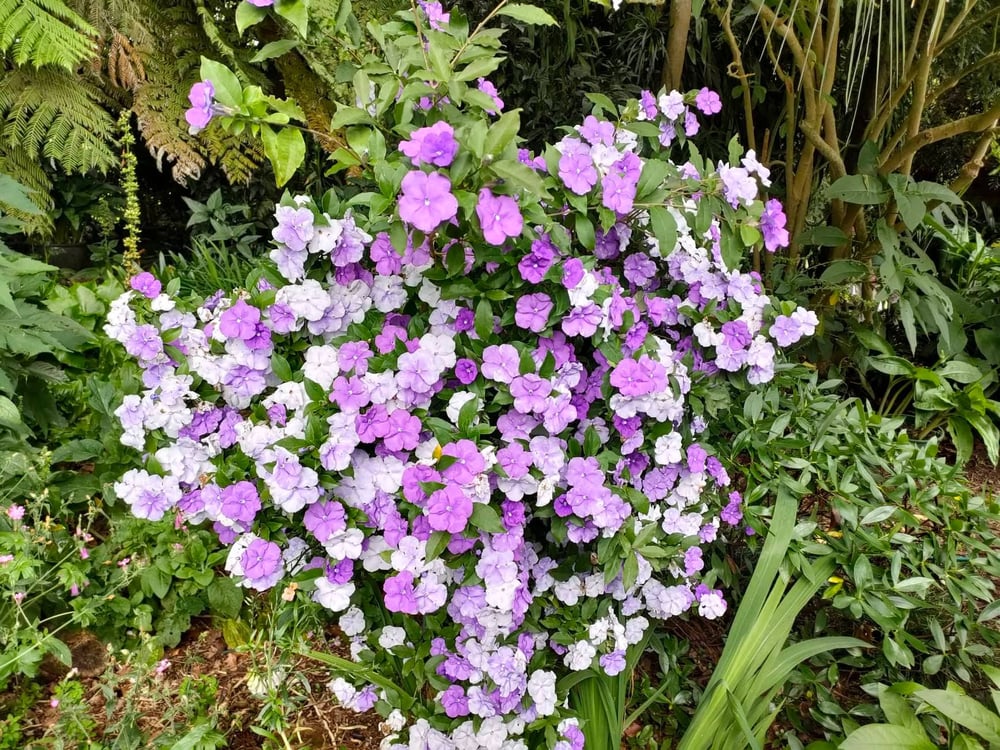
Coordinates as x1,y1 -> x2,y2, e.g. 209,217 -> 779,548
10,624 -> 387,749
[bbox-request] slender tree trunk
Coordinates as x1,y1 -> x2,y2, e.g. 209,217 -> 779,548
662,0 -> 692,91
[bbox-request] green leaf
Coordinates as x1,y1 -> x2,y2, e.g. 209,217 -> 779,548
497,4 -> 559,25
976,600 -> 1000,624
425,531 -> 451,562
574,213 -> 595,250
819,259 -> 867,284
275,0 -> 309,36
140,564 -> 171,599
454,56 -> 504,82
840,725 -> 935,750
911,181 -> 960,205
949,416 -> 975,465
827,174 -> 890,205
937,361 -> 984,384
250,39 -> 299,63
869,356 -> 916,377
647,206 -> 677,253
0,395 -> 22,430
490,159 -> 551,201
199,58 -> 243,109
50,439 -> 102,464
236,2 -> 269,34
469,503 -> 505,533
261,125 -> 306,187
0,175 -> 44,215
475,298 -> 493,340
915,690 -> 1000,744
799,225 -> 850,247
457,397 -> 479,434
485,110 -> 521,157
207,576 -> 243,618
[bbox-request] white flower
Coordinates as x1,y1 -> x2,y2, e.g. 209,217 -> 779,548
328,677 -> 357,705
324,528 -> 364,560
654,433 -> 683,465
699,592 -> 727,620
385,709 -> 406,732
378,626 -> 407,649
536,475 -> 558,507
302,345 -> 340,389
564,641 -> 597,671
446,391 -> 480,425
312,579 -> 355,612
339,606 -> 366,637
527,670 -> 557,716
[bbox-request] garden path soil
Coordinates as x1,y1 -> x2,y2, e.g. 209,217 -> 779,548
12,624 -> 387,749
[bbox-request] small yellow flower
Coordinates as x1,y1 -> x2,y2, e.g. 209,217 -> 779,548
432,443 -> 443,460
282,583 -> 299,602
826,530 -> 843,538
827,576 -> 843,584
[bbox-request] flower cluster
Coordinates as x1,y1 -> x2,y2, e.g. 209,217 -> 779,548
110,26 -> 812,746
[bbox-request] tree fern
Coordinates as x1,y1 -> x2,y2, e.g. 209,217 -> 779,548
0,0 -> 97,70
0,68 -> 116,174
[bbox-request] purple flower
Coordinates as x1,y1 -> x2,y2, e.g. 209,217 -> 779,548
476,189 -> 523,245
273,206 -> 315,251
383,571 -> 419,614
578,115 -> 615,146
219,300 -> 261,340
426,485 -> 473,533
245,0 -> 274,6
622,253 -> 656,288
384,409 -> 421,451
125,325 -> 163,362
721,320 -> 751,350
518,236 -> 556,283
561,304 -> 602,338
639,90 -> 659,120
220,482 -> 261,526
440,686 -> 470,718
760,198 -> 789,252
399,121 -> 458,167
418,0 -> 450,30
130,272 -> 161,299
454,358 -> 478,385
695,87 -> 723,115
599,651 -> 626,676
330,376 -> 370,412
718,165 -> 758,208
398,171 -> 458,233
602,171 -> 637,214
562,258 -> 585,289
440,440 -> 485,484
241,538 -> 282,587
510,374 -> 551,414
477,78 -> 504,114
481,344 -> 520,383
558,142 -> 598,195
303,500 -> 346,542
609,356 -> 666,397
515,293 -> 553,333
769,315 -> 802,347
185,80 -> 215,131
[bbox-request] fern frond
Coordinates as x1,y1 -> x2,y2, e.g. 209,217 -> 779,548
0,0 -> 97,70
0,68 -> 116,174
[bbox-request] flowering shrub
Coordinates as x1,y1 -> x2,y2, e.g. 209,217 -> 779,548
107,2 -> 817,746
